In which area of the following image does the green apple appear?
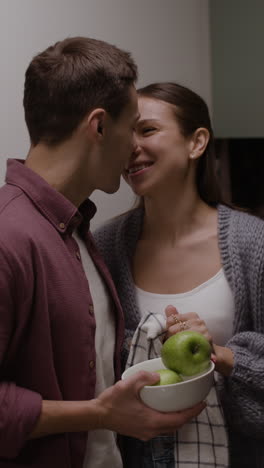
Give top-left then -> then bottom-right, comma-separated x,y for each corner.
151,368 -> 183,386
161,330 -> 211,376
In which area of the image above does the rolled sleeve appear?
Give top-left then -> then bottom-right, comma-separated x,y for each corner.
0,246 -> 42,457
0,382 -> 42,458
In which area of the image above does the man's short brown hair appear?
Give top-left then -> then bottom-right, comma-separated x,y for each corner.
23,36 -> 138,146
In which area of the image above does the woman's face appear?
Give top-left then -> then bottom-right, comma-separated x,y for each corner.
123,96 -> 194,197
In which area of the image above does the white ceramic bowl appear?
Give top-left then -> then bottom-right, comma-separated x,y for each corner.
122,357 -> 214,413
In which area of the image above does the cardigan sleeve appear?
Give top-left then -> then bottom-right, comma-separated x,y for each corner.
219,331 -> 264,439
217,206 -> 264,439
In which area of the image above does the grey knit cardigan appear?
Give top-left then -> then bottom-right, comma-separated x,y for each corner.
93,204 -> 264,468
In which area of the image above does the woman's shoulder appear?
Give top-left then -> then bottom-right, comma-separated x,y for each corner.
219,203 -> 264,230
218,203 -> 264,252
92,206 -> 143,270
93,206 -> 143,247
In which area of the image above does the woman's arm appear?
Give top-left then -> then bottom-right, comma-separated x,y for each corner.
212,344 -> 234,376
218,331 -> 264,439
165,307 -> 264,439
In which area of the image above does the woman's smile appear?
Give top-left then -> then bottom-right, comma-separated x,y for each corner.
126,161 -> 154,177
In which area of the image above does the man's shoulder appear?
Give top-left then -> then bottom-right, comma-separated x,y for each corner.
0,185 -> 25,236
0,183 -> 23,212
0,184 -> 42,249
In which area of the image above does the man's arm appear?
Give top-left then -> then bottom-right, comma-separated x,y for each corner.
0,247 -> 43,459
0,252 -> 204,456
30,371 -> 205,441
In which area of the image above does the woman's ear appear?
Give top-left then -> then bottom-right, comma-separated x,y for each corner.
189,128 -> 210,160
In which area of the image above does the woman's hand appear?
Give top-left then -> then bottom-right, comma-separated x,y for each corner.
165,305 -> 213,345
164,305 -> 234,377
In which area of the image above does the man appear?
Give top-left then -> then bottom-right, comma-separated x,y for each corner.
0,36 -> 205,467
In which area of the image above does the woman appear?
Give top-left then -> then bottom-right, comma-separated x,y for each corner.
94,82 -> 264,467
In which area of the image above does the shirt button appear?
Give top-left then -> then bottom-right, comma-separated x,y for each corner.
89,304 -> 94,315
89,360 -> 95,369
76,251 -> 81,260
59,222 -> 66,229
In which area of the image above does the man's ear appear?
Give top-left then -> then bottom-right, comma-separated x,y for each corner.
189,128 -> 210,160
85,108 -> 106,139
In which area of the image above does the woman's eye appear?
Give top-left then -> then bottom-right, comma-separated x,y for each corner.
142,127 -> 155,134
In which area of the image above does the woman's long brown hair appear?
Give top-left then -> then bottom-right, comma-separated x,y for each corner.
137,82 -> 222,206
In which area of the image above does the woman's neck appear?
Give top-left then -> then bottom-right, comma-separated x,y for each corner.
141,192 -> 216,245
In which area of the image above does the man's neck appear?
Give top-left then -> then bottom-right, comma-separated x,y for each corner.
25,141 -> 94,207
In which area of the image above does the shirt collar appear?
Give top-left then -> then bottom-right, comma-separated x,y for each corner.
5,159 -> 97,233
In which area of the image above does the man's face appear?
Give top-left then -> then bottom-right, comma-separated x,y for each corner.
99,86 -> 139,194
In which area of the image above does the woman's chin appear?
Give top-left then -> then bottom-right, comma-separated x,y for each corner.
123,176 -> 152,198
130,185 -> 147,197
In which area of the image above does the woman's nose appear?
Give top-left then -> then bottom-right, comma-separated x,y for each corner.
131,134 -> 141,156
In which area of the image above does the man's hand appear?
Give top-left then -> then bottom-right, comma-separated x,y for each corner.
95,370 -> 206,441
30,369 -> 205,441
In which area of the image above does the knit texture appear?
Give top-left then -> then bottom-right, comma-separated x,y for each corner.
94,204 -> 264,467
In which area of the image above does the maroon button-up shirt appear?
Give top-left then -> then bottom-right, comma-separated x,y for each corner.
0,159 -> 125,467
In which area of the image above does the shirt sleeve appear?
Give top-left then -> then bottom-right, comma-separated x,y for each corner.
219,331 -> 264,439
0,246 -> 42,458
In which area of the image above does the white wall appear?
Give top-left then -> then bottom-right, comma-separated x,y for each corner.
0,0 -> 211,228
210,0 -> 264,138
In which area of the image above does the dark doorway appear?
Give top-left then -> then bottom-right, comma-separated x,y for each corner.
216,138 -> 264,218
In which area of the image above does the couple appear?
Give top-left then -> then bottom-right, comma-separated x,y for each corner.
0,36 -> 263,468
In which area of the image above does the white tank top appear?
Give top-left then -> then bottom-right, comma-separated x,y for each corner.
135,269 -> 235,346
72,232 -> 122,468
